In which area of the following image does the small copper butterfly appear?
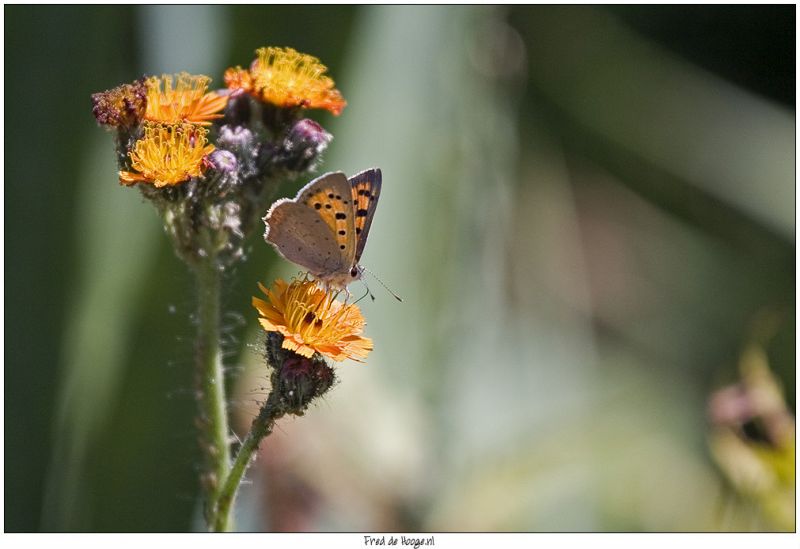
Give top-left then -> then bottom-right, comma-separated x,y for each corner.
264,168 -> 382,290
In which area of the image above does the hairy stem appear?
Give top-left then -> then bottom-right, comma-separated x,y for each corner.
213,391 -> 284,532
194,256 -> 232,531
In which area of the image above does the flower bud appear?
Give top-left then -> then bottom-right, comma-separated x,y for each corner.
269,119 -> 333,174
288,119 -> 333,152
222,89 -> 252,126
208,149 -> 238,175
278,353 -> 335,412
265,332 -> 336,415
217,125 -> 256,151
216,125 -> 259,180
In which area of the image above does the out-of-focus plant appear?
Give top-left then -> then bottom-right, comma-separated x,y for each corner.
707,316 -> 795,531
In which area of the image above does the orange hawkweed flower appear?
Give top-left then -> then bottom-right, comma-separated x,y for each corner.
223,67 -> 254,94
119,123 -> 215,188
227,47 -> 346,115
144,73 -> 228,125
253,278 -> 372,362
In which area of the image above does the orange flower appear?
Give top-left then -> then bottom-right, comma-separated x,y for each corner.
253,278 -> 372,362
223,67 -> 253,94
144,73 -> 228,125
227,47 -> 346,115
119,123 -> 215,187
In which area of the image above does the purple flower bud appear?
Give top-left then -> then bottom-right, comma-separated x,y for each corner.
217,125 -> 255,151
222,89 -> 252,126
287,119 -> 333,152
208,149 -> 238,174
264,333 -> 336,413
278,353 -> 335,410
270,119 -> 333,174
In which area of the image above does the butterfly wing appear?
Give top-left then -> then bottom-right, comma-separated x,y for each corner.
264,200 -> 347,276
264,172 -> 356,277
348,168 -> 382,263
296,172 -> 357,269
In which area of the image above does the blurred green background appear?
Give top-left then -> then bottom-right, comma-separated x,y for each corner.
5,5 -> 795,532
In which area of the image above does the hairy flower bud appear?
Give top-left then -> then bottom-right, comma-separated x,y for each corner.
278,353 -> 335,412
217,125 -> 256,150
216,125 -> 259,180
264,332 -> 336,415
288,119 -> 333,153
268,118 -> 333,174
222,89 -> 253,126
208,149 -> 238,175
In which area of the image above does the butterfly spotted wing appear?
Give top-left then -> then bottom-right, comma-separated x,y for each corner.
264,172 -> 356,278
347,168 -> 382,264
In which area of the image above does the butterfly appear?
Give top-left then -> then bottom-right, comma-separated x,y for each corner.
263,168 -> 382,290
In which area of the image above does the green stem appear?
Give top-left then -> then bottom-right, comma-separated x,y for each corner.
194,256 -> 232,531
213,392 -> 284,532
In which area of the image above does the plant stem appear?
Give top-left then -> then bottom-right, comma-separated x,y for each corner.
213,391 -> 284,532
194,255 -> 232,531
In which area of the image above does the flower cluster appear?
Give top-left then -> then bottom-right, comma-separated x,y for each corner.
93,46 -> 371,532
93,45 -> 371,376
91,47 -> 343,267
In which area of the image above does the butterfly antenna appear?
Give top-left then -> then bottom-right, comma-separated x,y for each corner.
364,267 -> 403,302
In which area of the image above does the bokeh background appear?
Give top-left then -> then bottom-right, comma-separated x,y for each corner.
5,5 -> 795,532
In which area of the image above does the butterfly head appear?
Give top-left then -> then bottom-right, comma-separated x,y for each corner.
350,264 -> 365,280
319,264 -> 364,291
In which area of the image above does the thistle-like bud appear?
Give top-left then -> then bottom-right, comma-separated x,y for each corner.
222,89 -> 253,127
288,118 -> 333,156
217,125 -> 256,150
264,332 -> 336,415
276,353 -> 335,413
268,118 -> 333,174
208,149 -> 238,175
216,125 -> 259,180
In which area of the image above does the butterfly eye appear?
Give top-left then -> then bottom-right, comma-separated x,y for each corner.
350,267 -> 359,278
